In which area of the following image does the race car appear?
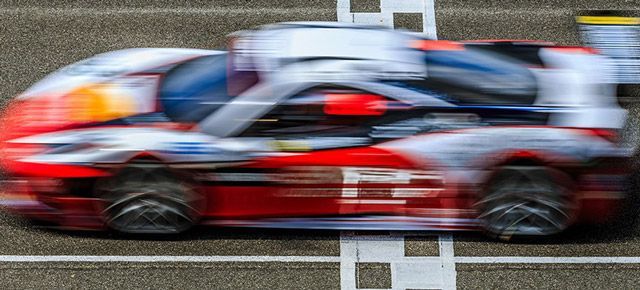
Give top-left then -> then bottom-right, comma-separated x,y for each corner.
0,22 -> 634,239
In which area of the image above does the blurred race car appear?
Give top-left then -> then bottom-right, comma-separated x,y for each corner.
0,22 -> 634,239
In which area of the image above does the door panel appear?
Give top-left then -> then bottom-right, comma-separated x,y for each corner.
204,146 -> 447,218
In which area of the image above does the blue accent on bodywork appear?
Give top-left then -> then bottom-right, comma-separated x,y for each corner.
424,52 -> 508,74
160,141 -> 222,155
159,54 -> 233,122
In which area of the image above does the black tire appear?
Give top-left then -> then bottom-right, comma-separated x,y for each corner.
97,164 -> 203,234
476,166 -> 576,241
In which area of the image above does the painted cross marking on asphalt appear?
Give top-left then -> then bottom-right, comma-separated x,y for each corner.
337,0 -> 438,39
339,232 -> 456,290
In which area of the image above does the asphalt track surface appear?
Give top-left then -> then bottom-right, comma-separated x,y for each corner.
2,1 -> 640,289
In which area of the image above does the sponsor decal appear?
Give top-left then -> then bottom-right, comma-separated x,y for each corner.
201,166 -> 444,199
269,140 -> 312,152
341,167 -> 444,198
270,138 -> 371,152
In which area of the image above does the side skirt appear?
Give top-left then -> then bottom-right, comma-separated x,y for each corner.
203,215 -> 480,231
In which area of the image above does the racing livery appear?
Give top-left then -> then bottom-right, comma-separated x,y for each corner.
0,22 -> 634,239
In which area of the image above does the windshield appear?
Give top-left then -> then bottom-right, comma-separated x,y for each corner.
160,53 -> 247,123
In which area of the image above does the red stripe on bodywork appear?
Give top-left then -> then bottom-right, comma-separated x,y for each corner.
249,147 -> 417,168
5,160 -> 109,178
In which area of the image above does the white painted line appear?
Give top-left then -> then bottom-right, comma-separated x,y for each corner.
2,255 -> 640,264
422,0 -> 438,39
455,256 -> 640,264
438,234 -> 457,290
339,231 -> 358,290
0,255 -> 341,263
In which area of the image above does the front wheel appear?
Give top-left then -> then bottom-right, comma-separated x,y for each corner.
476,166 -> 576,240
97,165 -> 203,234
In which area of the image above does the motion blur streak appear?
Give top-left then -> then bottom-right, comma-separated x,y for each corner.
0,21 -> 636,241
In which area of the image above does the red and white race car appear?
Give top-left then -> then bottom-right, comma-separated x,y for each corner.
0,22 -> 635,240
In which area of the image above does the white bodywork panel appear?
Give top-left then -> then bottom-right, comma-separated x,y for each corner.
534,48 -> 627,129
232,23 -> 427,82
19,48 -> 222,100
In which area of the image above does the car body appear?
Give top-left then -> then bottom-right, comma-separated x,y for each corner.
0,22 -> 634,239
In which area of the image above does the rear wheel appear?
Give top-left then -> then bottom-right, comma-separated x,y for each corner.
476,166 -> 576,240
97,164 -> 203,234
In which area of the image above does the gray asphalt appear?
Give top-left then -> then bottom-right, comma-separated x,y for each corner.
0,262 -> 341,289
2,0 -> 640,289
